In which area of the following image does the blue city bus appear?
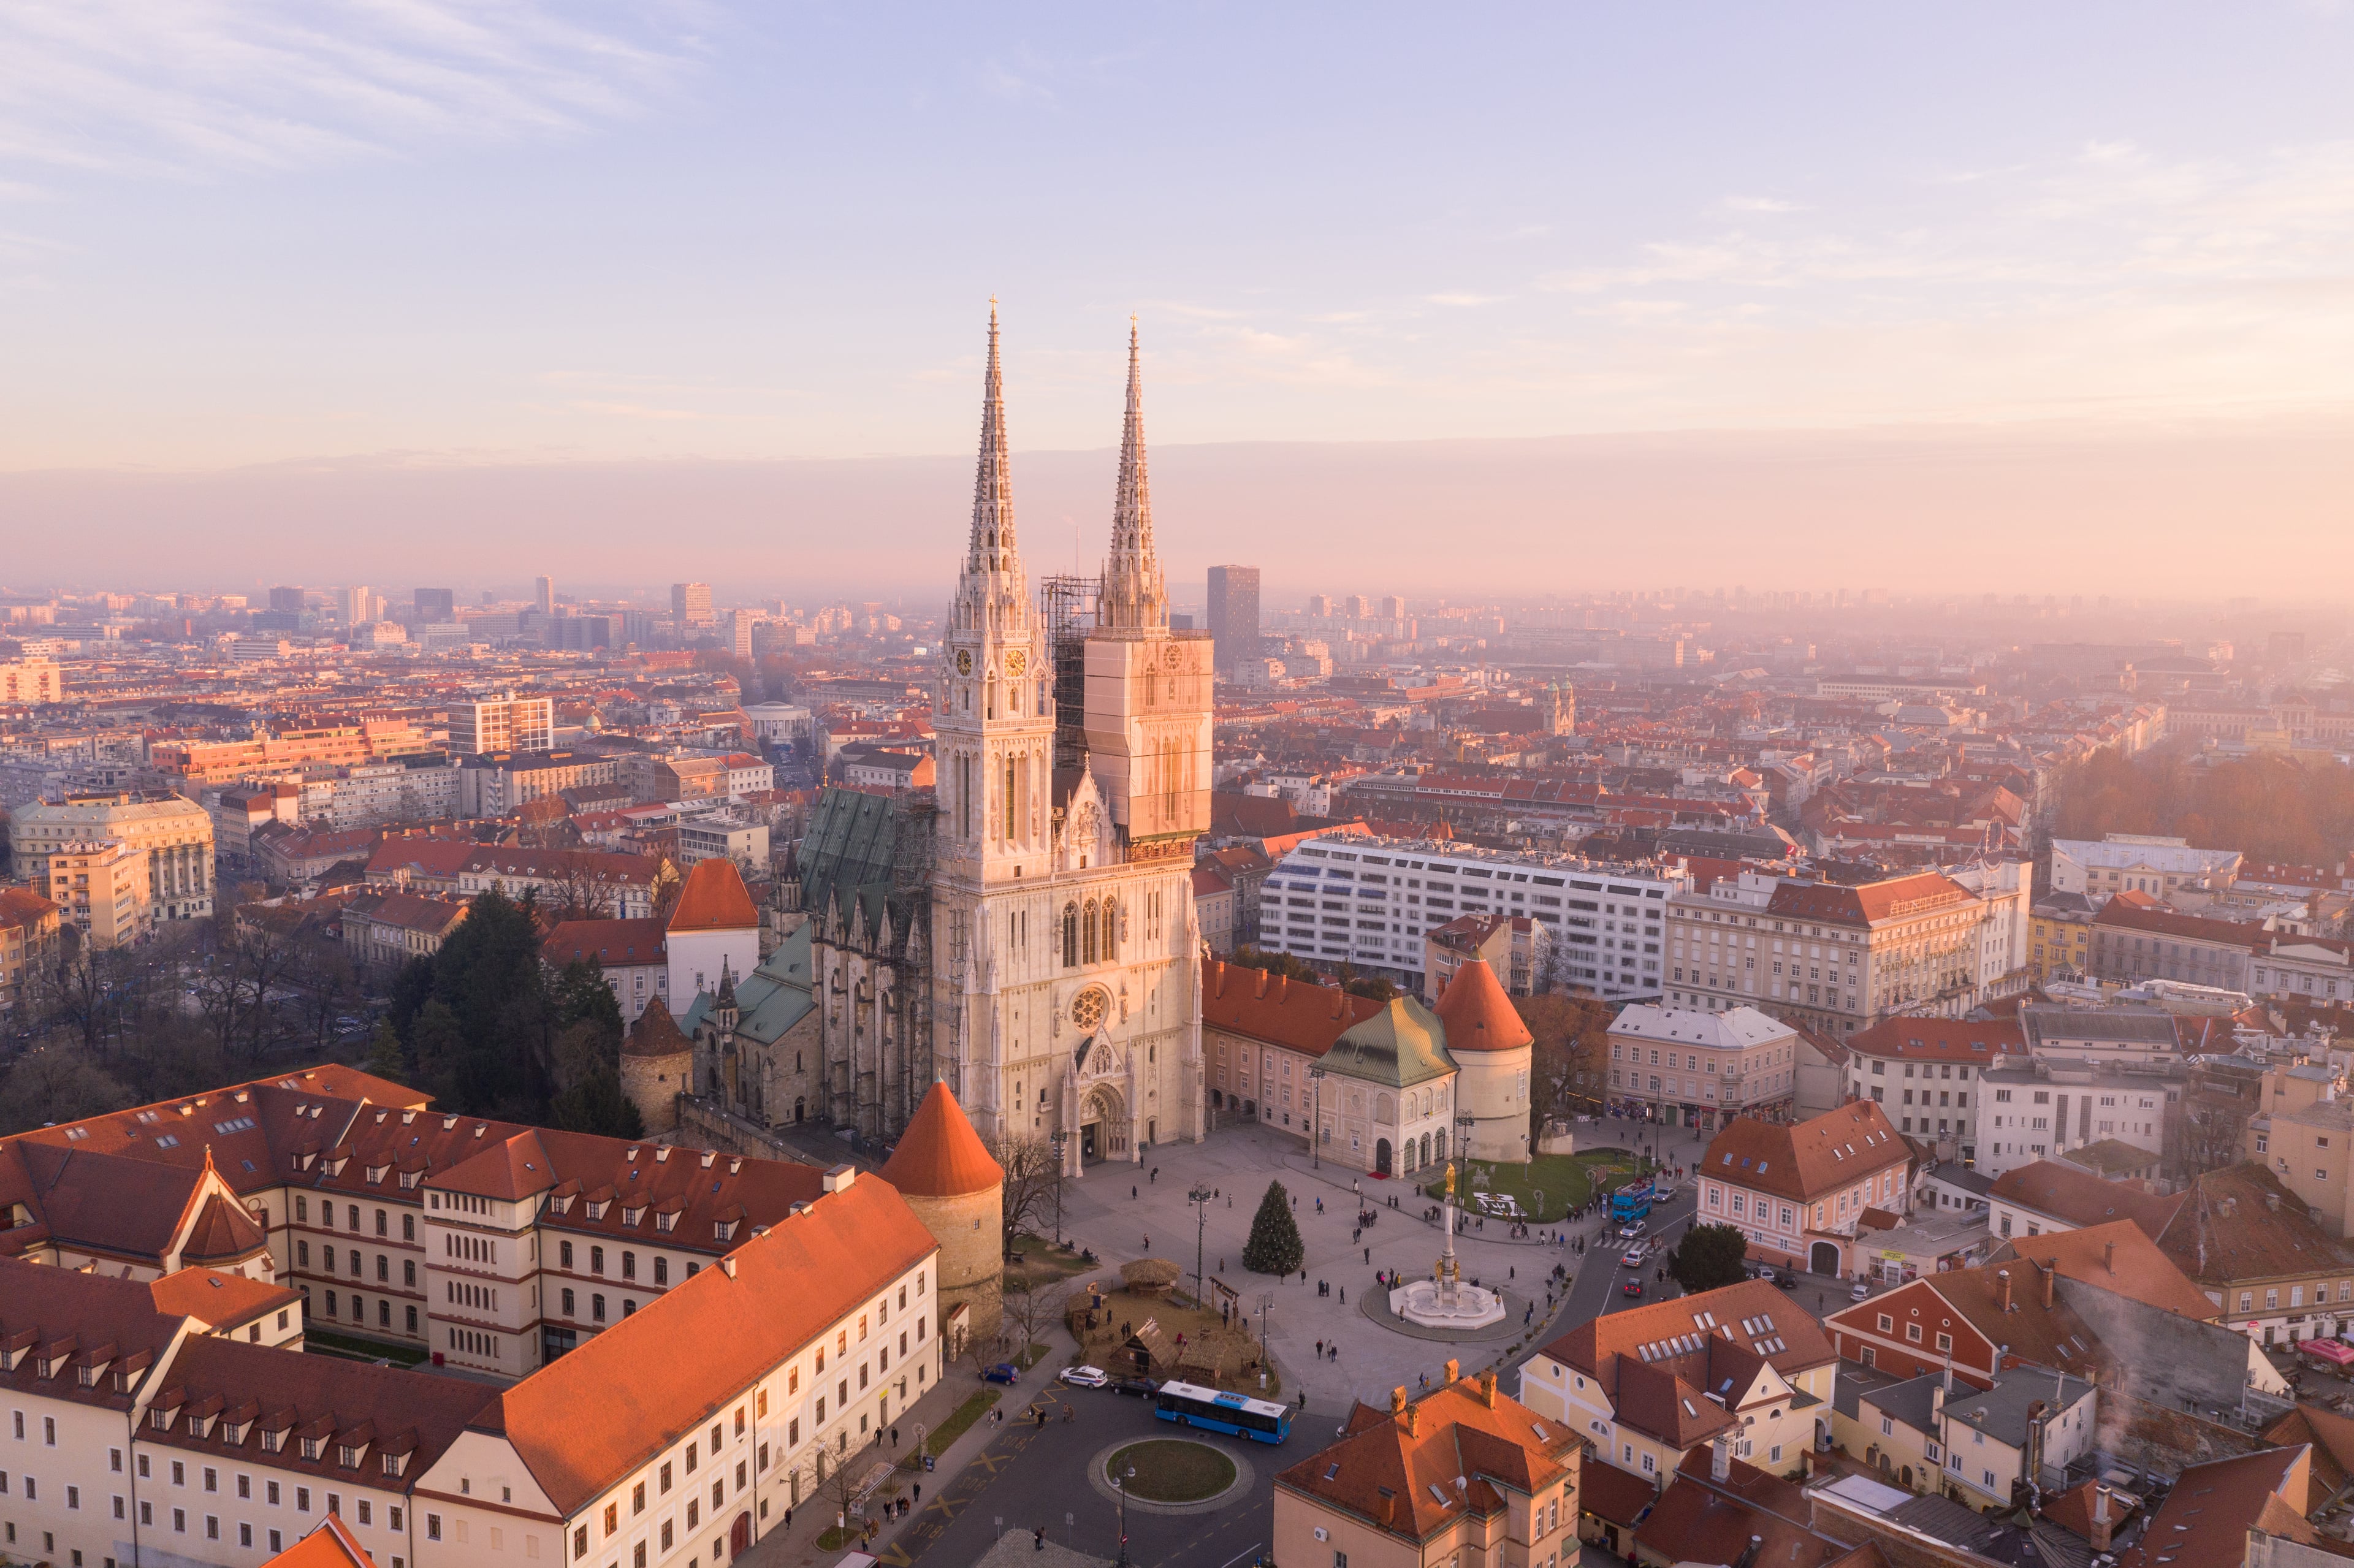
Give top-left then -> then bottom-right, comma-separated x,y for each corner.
1154,1380 -> 1293,1444
1609,1180 -> 1655,1227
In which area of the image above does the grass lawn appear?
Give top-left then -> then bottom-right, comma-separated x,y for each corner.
1415,1150 -> 1658,1222
1107,1440 -> 1236,1503
1004,1233 -> 1096,1292
305,1330 -> 429,1367
920,1389 -> 1000,1457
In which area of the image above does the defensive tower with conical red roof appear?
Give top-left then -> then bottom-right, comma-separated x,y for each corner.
1434,959 -> 1537,1162
879,1080 -> 1005,1343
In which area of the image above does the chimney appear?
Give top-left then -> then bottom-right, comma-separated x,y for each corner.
1254,969 -> 1270,999
2089,1486 -> 2115,1553
1942,1351 -> 1954,1393
1932,1382 -> 1946,1420
1711,1436 -> 1732,1483
1997,1269 -> 2013,1312
1479,1368 -> 1498,1407
2266,1191 -> 2282,1212
1444,1358 -> 1461,1385
1390,1386 -> 1409,1417
2103,1239 -> 2116,1276
2041,1260 -> 2055,1309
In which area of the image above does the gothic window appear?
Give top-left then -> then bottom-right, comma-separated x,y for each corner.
986,674 -> 996,720
1083,900 -> 1100,965
1003,756 -> 1015,842
1103,899 -> 1119,962
1062,904 -> 1079,968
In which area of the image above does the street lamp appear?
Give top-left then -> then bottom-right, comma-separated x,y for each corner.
1190,1185 -> 1214,1305
1257,1291 -> 1275,1385
1112,1463 -> 1137,1568
1050,1130 -> 1068,1245
1308,1066 -> 1327,1168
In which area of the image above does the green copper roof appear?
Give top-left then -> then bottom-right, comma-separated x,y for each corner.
1323,994 -> 1455,1088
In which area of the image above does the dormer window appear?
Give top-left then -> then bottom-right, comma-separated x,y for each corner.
338,1445 -> 360,1468
301,1437 -> 322,1461
151,1409 -> 175,1431
382,1454 -> 406,1478
367,1165 -> 389,1184
714,1220 -> 738,1243
655,1212 -> 677,1234
622,1206 -> 646,1228
262,1429 -> 285,1453
77,1364 -> 95,1387
400,1170 -> 422,1190
586,1200 -> 609,1222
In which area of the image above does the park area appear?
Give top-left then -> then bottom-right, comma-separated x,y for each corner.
1064,1269 -> 1282,1398
1416,1149 -> 1657,1223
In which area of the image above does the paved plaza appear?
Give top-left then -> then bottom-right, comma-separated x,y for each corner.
1046,1113 -> 1723,1416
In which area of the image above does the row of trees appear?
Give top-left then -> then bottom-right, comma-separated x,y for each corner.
2054,748 -> 2354,873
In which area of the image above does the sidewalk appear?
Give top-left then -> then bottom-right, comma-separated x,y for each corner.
736,1336 -> 1066,1568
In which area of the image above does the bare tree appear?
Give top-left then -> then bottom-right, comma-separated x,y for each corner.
986,1132 -> 1059,1259
1000,1280 -> 1070,1363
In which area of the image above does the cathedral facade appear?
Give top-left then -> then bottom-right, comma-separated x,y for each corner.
791,311 -> 1211,1175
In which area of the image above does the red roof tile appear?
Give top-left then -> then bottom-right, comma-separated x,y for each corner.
878,1081 -> 1002,1198
666,858 -> 758,932
1432,959 -> 1533,1054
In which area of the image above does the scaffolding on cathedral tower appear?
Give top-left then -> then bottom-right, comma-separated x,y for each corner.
1040,573 -> 1099,772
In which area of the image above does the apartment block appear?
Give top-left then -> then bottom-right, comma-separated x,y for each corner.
43,838 -> 154,949
10,792 -> 215,921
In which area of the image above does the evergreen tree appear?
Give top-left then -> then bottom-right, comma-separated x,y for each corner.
1242,1179 -> 1305,1276
1666,1222 -> 1753,1295
362,1020 -> 409,1086
423,889 -> 552,1118
552,1063 -> 645,1140
409,999 -> 466,1107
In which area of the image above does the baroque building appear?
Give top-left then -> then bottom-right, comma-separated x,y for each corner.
785,311 -> 1213,1173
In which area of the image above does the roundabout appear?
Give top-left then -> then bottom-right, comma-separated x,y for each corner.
1084,1436 -> 1256,1516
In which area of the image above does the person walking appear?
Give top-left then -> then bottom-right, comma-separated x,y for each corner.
1035,1526 -> 1046,1551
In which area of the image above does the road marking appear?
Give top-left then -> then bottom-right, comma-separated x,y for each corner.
1216,1545 -> 1265,1568
876,1544 -> 913,1567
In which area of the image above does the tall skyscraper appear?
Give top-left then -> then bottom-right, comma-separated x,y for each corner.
534,576 -> 554,617
1205,565 -> 1260,674
672,582 -> 714,625
267,585 -> 304,614
414,588 -> 456,623
341,585 -> 370,625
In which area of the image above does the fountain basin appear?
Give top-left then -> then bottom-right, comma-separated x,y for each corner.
1388,1278 -> 1507,1330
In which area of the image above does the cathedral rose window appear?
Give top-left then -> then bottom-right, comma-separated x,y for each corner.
1070,988 -> 1109,1032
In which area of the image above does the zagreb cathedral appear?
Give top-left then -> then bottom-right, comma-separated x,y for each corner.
791,309 -> 1213,1173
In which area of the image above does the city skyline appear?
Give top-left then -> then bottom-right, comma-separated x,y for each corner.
4,5 -> 2352,594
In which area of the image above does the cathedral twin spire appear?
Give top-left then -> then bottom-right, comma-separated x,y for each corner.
958,305 -> 1165,628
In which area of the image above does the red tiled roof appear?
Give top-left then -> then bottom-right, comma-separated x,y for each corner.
1986,1160 -> 2187,1239
1701,1102 -> 1911,1204
666,858 -> 758,932
1433,959 -> 1533,1054
543,917 -> 668,969
148,1266 -> 303,1333
1766,872 -> 1975,927
1201,957 -> 1382,1059
878,1081 -> 1002,1198
621,995 -> 692,1059
1846,1014 -> 2024,1062
2093,896 -> 2261,949
265,1516 -> 378,1568
489,1173 -> 935,1514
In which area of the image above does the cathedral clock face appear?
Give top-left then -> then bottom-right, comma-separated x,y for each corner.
955,649 -> 973,675
1161,642 -> 1184,669
1005,649 -> 1026,678
1070,987 -> 1108,1032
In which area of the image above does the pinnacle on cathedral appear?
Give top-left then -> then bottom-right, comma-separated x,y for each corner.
962,302 -> 1024,599
1097,318 -> 1168,633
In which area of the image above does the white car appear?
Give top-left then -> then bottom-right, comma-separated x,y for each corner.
1060,1365 -> 1108,1389
1617,1219 -> 1649,1240
1850,1281 -> 1872,1301
1621,1243 -> 1648,1269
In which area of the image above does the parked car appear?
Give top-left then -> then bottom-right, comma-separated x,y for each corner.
1621,1243 -> 1648,1268
1621,1279 -> 1645,1297
1773,1271 -> 1797,1289
1060,1365 -> 1108,1389
980,1362 -> 1020,1384
1111,1377 -> 1160,1398
1850,1281 -> 1872,1301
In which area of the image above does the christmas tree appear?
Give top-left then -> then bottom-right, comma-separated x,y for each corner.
1242,1179 -> 1305,1276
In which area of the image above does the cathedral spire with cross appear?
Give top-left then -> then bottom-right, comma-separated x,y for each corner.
1097,316 -> 1167,633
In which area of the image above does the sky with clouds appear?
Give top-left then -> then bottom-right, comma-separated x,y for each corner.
2,3 -> 2350,595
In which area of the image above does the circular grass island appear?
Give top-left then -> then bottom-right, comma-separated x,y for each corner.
1105,1440 -> 1238,1504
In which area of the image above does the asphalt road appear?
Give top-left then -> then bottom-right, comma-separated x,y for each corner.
896,1379 -> 1276,1568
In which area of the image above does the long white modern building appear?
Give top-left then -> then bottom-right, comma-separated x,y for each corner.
1254,834 -> 1683,999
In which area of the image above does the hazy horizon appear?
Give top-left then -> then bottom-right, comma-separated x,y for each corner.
5,4 -> 2353,599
